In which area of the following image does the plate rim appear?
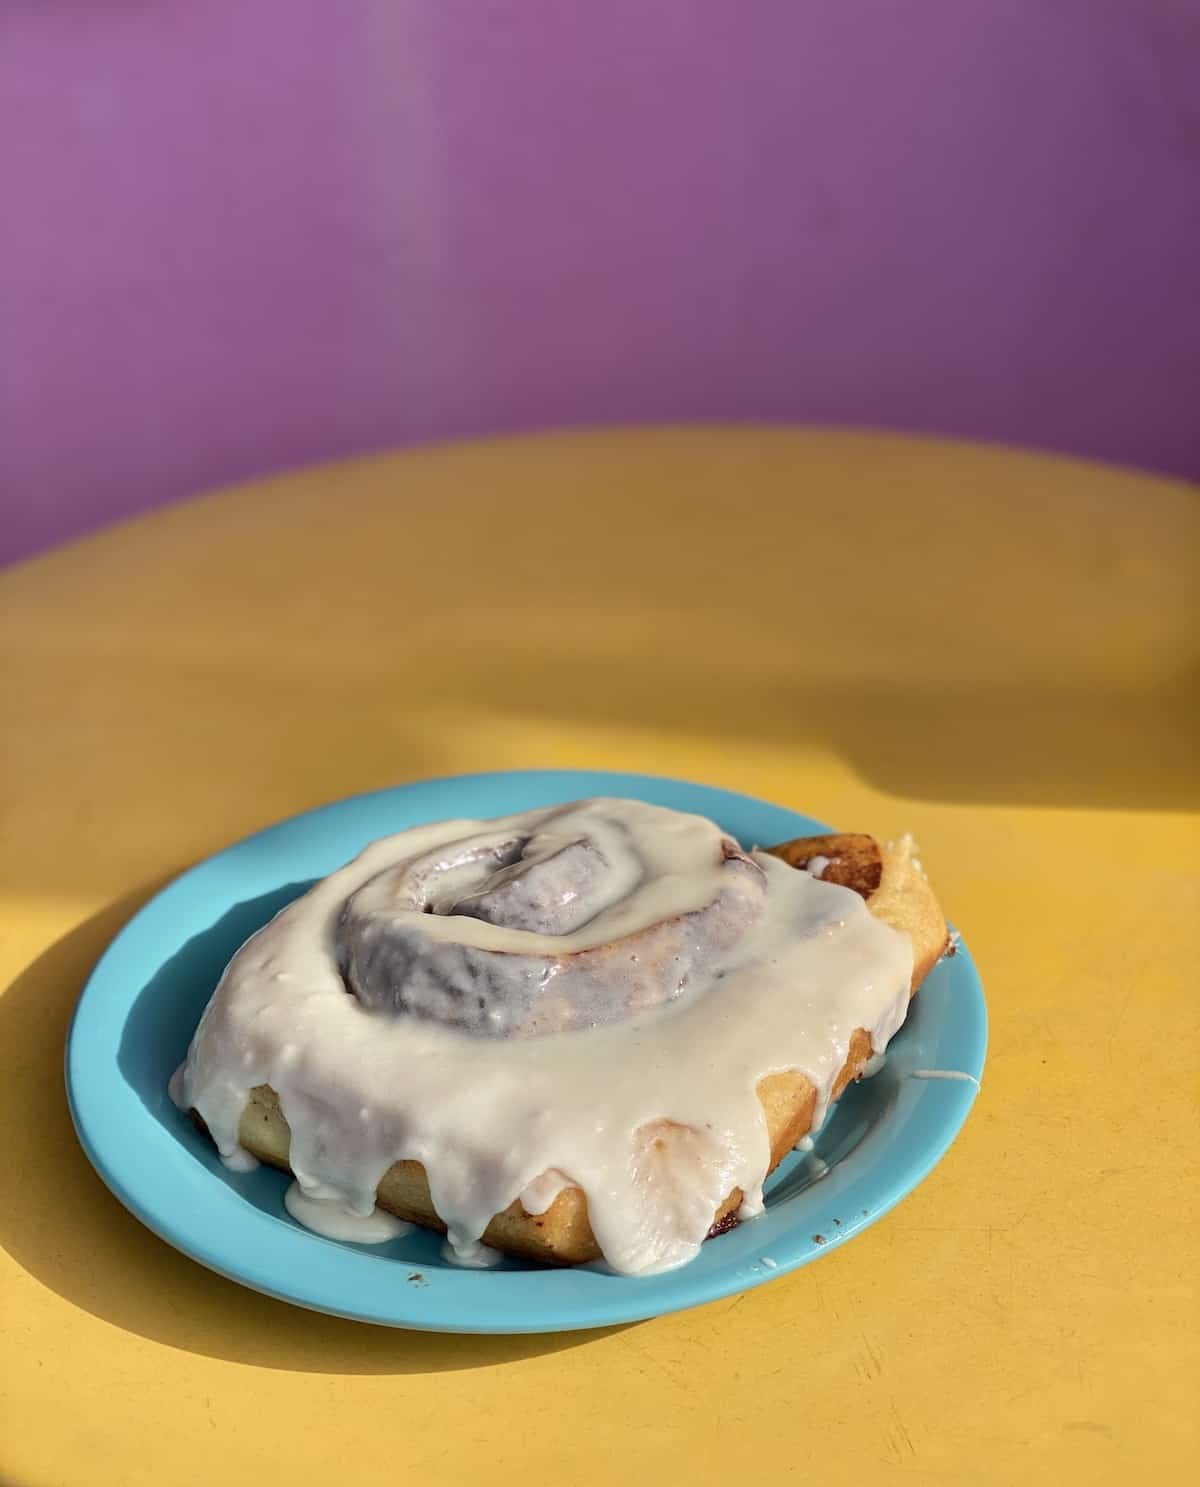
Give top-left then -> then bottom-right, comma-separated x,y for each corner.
66,769 -> 987,1333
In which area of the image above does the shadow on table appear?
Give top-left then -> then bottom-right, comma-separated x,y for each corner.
438,660 -> 1200,814
0,890 -> 628,1375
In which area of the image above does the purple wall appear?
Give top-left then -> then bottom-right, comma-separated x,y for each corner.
3,1 -> 1198,565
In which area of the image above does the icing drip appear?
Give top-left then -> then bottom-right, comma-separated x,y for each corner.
440,1239 -> 503,1269
284,1181 -> 413,1243
910,1069 -> 980,1088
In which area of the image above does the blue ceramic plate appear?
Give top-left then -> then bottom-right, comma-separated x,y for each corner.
67,771 -> 986,1333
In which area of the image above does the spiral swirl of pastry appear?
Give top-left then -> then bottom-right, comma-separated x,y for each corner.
336,799 -> 767,1038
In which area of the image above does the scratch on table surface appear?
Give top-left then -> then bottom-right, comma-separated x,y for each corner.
628,1338 -> 701,1403
859,1331 -> 883,1379
1106,986 -> 1134,1043
886,1400 -> 917,1461
1064,1420 -> 1114,1439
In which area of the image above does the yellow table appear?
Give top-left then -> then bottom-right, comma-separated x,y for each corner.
1,429 -> 1196,1485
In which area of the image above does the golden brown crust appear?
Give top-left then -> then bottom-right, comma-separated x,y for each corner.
868,835 -> 949,989
766,832 -> 883,897
214,831 -> 948,1265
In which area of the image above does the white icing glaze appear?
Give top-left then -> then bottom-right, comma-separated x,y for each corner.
910,1069 -> 980,1088
171,798 -> 914,1276
220,1147 -> 260,1174
805,855 -> 831,879
518,1167 -> 573,1216
440,1238 -> 503,1269
284,1181 -> 414,1242
737,1189 -> 766,1221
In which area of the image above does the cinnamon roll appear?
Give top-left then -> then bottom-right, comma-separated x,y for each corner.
171,798 -> 947,1275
